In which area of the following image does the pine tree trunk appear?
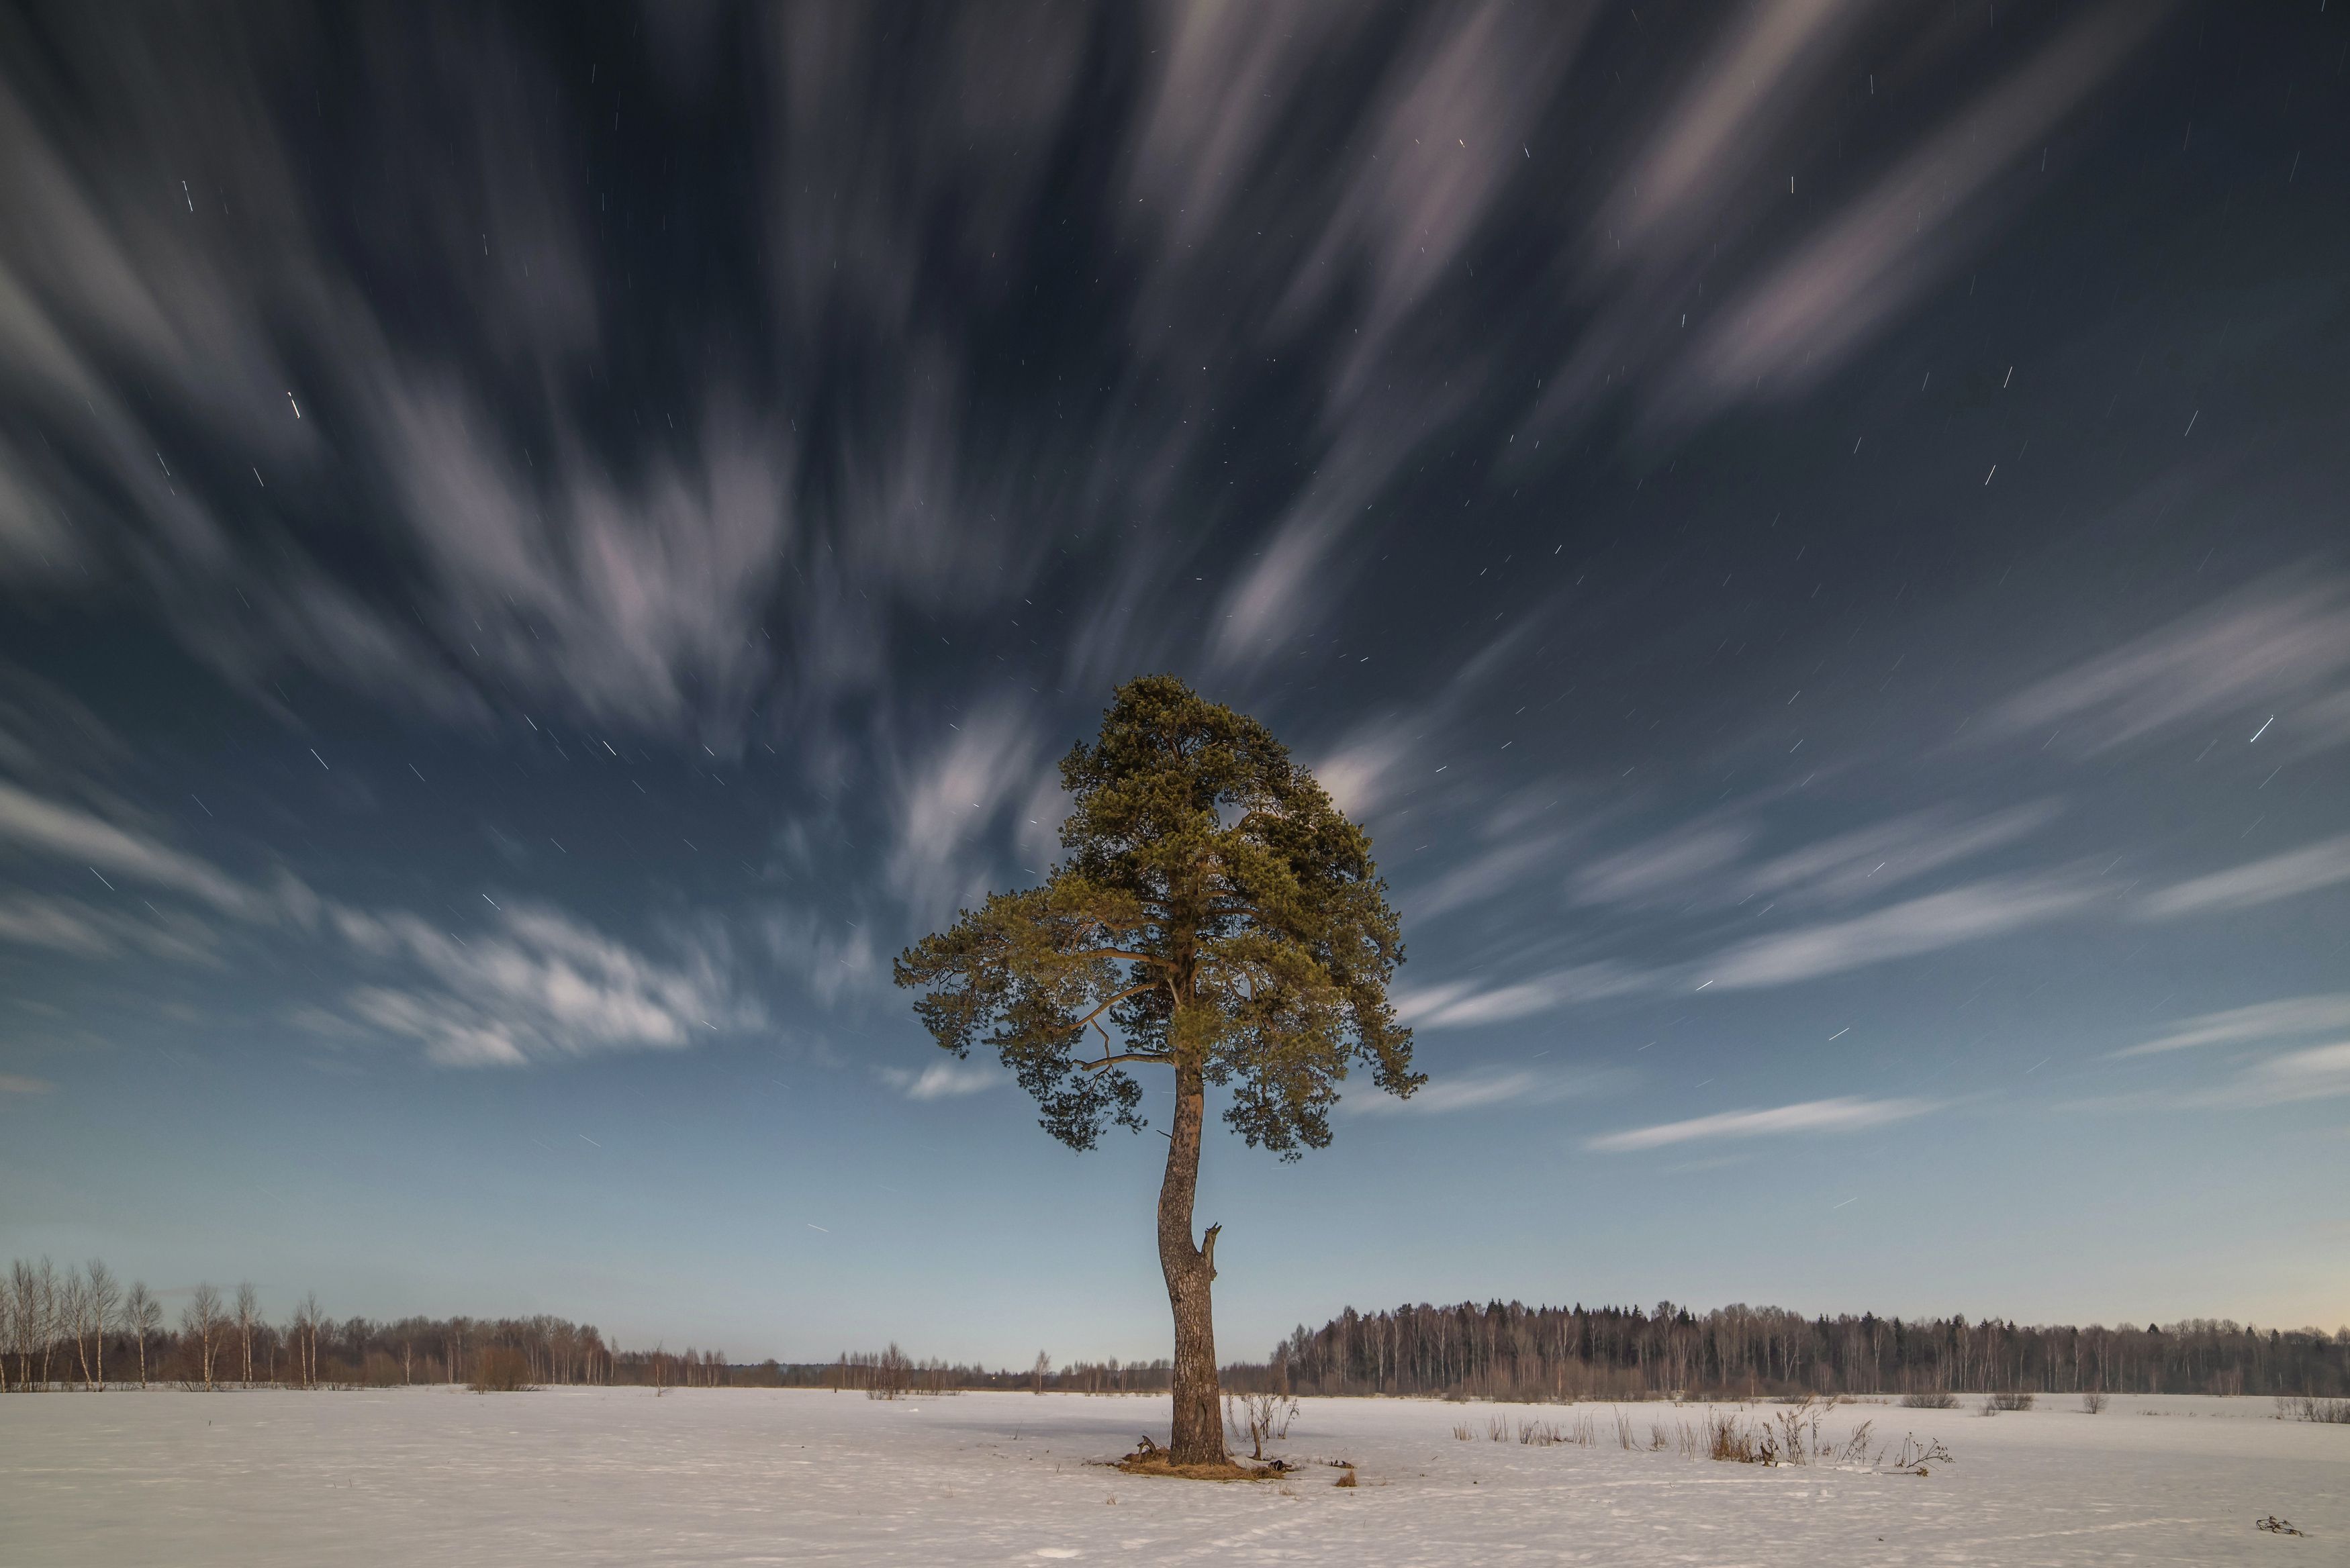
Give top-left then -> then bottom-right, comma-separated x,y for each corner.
1158,1059 -> 1227,1465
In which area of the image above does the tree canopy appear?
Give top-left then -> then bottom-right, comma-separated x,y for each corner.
895,674 -> 1422,1150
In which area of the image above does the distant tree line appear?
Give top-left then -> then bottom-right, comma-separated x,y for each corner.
17,1257 -> 2341,1401
3,1257 -> 628,1391
1,1255 -> 1195,1395
1268,1301 -> 2350,1400
802,1346 -> 1182,1396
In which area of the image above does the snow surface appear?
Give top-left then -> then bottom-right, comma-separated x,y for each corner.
3,1387 -> 2341,1565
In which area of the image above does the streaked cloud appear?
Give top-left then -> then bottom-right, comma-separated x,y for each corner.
2138,834 -> 2350,919
1311,721 -> 1419,820
2115,995 -> 2350,1059
2222,1041 -> 2350,1106
1572,822 -> 1754,906
1600,0 -> 1867,261
1408,833 -> 1571,919
328,901 -> 761,1069
378,385 -> 796,736
0,781 -> 254,916
1985,577 -> 2350,757
761,906 -> 884,1010
1350,1063 -> 1624,1117
1587,1095 -> 1935,1152
1699,874 -> 2096,989
886,705 -> 1051,923
1666,1 -> 2170,415
1209,3 -> 1587,665
0,892 -> 220,964
0,1073 -> 55,1095
1394,963 -> 1652,1029
1570,801 -> 2059,914
1738,802 -> 2062,910
882,1061 -> 1000,1101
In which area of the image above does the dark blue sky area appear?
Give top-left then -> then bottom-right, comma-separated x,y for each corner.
2,2 -> 2345,1359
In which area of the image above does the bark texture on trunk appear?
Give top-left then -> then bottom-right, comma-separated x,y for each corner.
1158,1059 -> 1227,1464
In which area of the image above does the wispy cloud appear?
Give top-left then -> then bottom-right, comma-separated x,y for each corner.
1984,577 -> 2350,757
886,705 -> 1051,924
1408,833 -> 1571,919
1699,874 -> 2096,989
1350,1063 -> 1624,1117
0,773 -> 761,1069
378,385 -> 795,737
882,1061 -> 999,1101
2137,834 -> 2350,919
1599,0 -> 1867,262
0,1073 -> 55,1095
1208,5 -> 1585,665
1666,1 -> 2170,416
1587,1096 -> 1934,1152
1311,721 -> 1419,820
1738,802 -> 2063,910
1569,801 -> 2060,914
1394,963 -> 1651,1029
1572,822 -> 1752,906
2220,1041 -> 2350,1107
2115,995 -> 2350,1059
0,892 -> 220,963
761,906 -> 883,1010
0,781 -> 255,916
328,901 -> 761,1068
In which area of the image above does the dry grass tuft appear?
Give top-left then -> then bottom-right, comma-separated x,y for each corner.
1114,1436 -> 1286,1482
2278,1395 -> 2350,1424
1708,1411 -> 1763,1463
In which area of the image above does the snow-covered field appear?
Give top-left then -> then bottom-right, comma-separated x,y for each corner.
3,1386 -> 2340,1565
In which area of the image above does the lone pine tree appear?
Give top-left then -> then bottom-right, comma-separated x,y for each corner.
896,675 -> 1420,1465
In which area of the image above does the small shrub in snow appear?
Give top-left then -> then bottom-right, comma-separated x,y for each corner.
2080,1389 -> 2107,1414
1900,1389 -> 1957,1409
2277,1395 -> 2350,1424
1223,1393 -> 1297,1460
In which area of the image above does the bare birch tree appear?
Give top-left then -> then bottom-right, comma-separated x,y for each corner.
32,1257 -> 58,1389
0,1269 -> 15,1393
125,1283 -> 160,1388
234,1283 -> 258,1386
61,1271 -> 92,1390
85,1261 -> 120,1389
183,1283 -> 225,1390
295,1291 -> 323,1387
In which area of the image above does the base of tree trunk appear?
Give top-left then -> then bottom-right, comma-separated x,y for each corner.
1115,1436 -> 1290,1482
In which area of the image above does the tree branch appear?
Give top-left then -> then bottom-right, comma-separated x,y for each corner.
1070,981 -> 1158,1035
1078,1052 -> 1172,1072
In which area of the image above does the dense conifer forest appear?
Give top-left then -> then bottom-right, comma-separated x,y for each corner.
1268,1301 -> 2350,1400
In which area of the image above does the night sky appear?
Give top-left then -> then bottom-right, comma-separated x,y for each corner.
3,2 -> 2347,1361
